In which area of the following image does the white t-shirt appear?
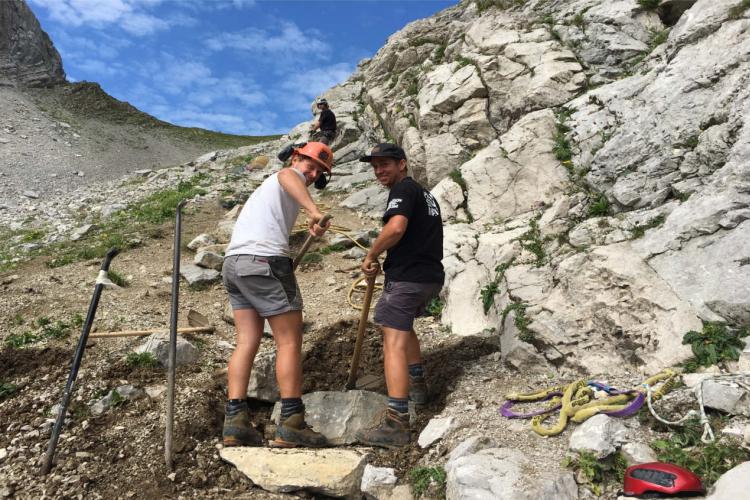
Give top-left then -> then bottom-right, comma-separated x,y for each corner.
225,169 -> 305,257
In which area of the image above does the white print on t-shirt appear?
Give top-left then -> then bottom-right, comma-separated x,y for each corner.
423,191 -> 439,217
387,198 -> 402,212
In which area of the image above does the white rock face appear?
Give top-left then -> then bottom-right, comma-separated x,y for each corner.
220,447 -> 370,497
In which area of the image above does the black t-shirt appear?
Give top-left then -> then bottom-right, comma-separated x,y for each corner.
319,108 -> 336,131
382,177 -> 444,284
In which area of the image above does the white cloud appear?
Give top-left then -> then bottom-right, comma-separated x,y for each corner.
277,62 -> 355,112
29,0 -> 193,36
205,21 -> 330,60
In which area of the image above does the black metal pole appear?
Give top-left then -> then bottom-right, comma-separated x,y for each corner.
165,200 -> 186,471
41,247 -> 119,475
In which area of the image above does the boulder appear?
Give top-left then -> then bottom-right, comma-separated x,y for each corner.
705,461 -> 750,500
135,333 -> 200,368
180,262 -> 221,288
361,465 -> 397,500
194,250 -> 223,271
620,442 -> 658,466
220,447 -> 370,498
271,390 -> 388,445
247,351 -> 279,403
90,385 -> 146,416
187,233 -> 217,251
569,414 -> 628,459
418,416 -> 456,448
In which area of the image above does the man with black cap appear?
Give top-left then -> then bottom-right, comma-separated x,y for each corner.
310,98 -> 336,145
355,143 -> 444,448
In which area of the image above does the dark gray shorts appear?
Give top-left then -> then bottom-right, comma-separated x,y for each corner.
374,280 -> 442,332
222,254 -> 302,316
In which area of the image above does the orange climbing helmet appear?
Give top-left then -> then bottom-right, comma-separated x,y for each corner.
293,141 -> 333,173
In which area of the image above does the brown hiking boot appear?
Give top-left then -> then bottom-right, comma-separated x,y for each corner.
409,374 -> 429,407
355,408 -> 410,448
223,410 -> 264,447
272,412 -> 328,448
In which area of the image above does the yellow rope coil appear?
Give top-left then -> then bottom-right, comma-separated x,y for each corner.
518,369 -> 680,437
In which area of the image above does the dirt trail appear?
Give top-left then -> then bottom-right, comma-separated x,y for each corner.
0,193 -> 501,498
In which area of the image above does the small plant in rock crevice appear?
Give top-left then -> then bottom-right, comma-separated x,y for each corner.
682,322 -> 749,368
629,214 -> 666,238
480,259 -> 515,314
587,193 -> 610,217
562,451 -> 628,497
408,466 -> 447,498
425,297 -> 445,318
107,269 -> 129,287
501,300 -> 534,342
517,216 -> 546,267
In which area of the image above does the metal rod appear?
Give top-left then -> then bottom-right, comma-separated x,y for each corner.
41,247 -> 119,475
165,200 -> 186,471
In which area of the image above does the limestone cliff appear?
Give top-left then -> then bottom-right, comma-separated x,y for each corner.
302,0 -> 750,375
0,0 -> 65,87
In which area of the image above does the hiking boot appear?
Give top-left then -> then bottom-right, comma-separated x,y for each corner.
409,374 -> 429,407
223,410 -> 264,447
355,408 -> 410,448
272,412 -> 328,448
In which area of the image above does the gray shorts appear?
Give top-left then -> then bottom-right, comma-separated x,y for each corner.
374,280 -> 442,332
222,254 -> 303,316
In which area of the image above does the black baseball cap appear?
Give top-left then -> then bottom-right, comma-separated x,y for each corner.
359,143 -> 407,162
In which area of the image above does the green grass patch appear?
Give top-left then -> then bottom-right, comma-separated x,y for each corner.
572,12 -> 585,28
123,174 -> 207,224
630,214 -> 666,238
107,269 -> 129,287
682,322 -> 749,368
406,78 -> 419,96
320,244 -> 347,255
5,331 -> 39,348
11,314 -> 25,326
455,56 -> 477,69
409,466 -> 447,498
637,0 -> 660,10
125,352 -> 157,368
301,252 -> 323,264
649,28 -> 670,49
434,44 -> 447,63
0,381 -> 18,400
474,0 -> 527,13
21,228 -> 46,243
651,420 -> 750,486
729,0 -> 750,18
449,169 -> 467,192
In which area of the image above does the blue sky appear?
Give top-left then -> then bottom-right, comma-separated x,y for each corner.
28,0 -> 455,136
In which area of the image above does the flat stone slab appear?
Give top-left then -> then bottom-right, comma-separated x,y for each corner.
220,447 -> 370,497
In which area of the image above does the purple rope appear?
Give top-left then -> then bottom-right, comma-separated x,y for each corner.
601,391 -> 645,418
500,392 -> 563,419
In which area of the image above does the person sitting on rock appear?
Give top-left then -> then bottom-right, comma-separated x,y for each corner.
221,142 -> 333,448
309,98 -> 336,145
355,143 -> 444,448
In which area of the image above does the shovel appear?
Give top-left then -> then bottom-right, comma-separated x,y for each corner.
293,213 -> 332,270
345,273 -> 377,390
89,309 -> 213,339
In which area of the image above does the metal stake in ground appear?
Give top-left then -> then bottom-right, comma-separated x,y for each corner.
40,247 -> 120,475
165,199 -> 186,471
346,273 -> 377,390
293,213 -> 332,270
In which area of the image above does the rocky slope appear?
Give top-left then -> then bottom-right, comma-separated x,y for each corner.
306,0 -> 750,377
1,0 -> 750,499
